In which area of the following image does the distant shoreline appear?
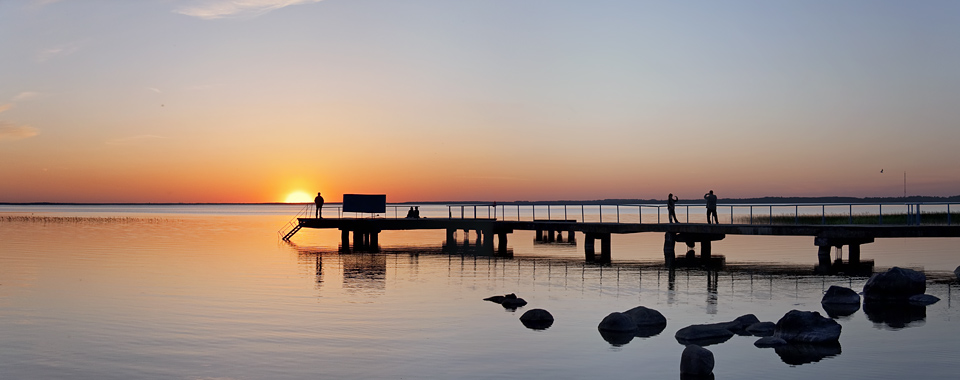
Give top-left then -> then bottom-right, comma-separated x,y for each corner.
2,195 -> 959,206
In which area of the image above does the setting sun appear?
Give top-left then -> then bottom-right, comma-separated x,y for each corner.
284,191 -> 313,203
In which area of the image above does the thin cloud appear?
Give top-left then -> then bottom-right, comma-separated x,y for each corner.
146,87 -> 162,93
13,92 -> 41,101
175,0 -> 323,20
106,134 -> 169,145
0,104 -> 11,113
0,122 -> 39,141
37,42 -> 83,62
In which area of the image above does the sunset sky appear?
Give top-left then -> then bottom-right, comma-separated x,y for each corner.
2,0 -> 959,203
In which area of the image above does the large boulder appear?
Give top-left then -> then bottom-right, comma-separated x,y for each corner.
773,310 -> 841,343
622,305 -> 667,327
821,285 -> 861,305
675,323 -> 735,346
519,309 -> 554,330
598,312 -> 637,333
722,314 -> 761,335
745,322 -> 776,337
598,312 -> 638,346
680,345 -> 714,377
622,305 -> 668,337
862,267 -> 926,301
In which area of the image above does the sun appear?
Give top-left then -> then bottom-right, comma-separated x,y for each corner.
284,191 -> 313,203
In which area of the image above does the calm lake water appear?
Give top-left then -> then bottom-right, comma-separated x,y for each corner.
1,204 -> 958,379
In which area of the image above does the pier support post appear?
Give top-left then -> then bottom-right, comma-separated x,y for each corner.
849,244 -> 861,264
353,230 -> 363,249
663,233 -> 676,265
817,245 -> 832,268
341,229 -> 350,249
584,233 -> 596,261
535,228 -> 543,242
370,231 -> 379,248
497,232 -> 508,254
446,229 -> 455,244
547,229 -> 556,242
701,240 -> 712,260
599,233 -> 611,263
567,230 -> 575,243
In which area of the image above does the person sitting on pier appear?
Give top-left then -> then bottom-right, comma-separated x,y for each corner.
668,193 -> 680,223
704,190 -> 718,224
413,206 -> 421,218
405,207 -> 416,218
314,192 -> 324,219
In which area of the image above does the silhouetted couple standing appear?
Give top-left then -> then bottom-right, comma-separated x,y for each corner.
704,190 -> 718,224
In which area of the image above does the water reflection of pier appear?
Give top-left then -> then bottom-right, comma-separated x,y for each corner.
291,242 -> 955,321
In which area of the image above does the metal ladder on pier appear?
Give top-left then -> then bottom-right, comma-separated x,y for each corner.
278,204 -> 312,241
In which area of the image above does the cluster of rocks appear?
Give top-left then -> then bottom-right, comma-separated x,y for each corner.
483,293 -> 528,309
597,306 -> 668,345
484,266 -> 949,375
484,293 -> 554,330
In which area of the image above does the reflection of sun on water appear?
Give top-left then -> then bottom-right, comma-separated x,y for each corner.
284,191 -> 313,203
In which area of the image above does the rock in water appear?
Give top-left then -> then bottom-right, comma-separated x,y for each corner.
501,297 -> 527,309
519,309 -> 554,330
598,312 -> 637,333
680,345 -> 715,376
622,305 -> 667,327
908,294 -> 940,306
863,267 -> 926,301
675,324 -> 735,346
954,265 -> 960,281
773,310 -> 841,343
745,322 -> 776,337
821,285 -> 861,305
754,336 -> 787,348
483,295 -> 506,304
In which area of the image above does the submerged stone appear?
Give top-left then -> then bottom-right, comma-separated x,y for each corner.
773,310 -> 841,343
680,345 -> 715,376
863,267 -> 926,301
908,294 -> 940,306
821,285 -> 861,305
519,308 -> 554,330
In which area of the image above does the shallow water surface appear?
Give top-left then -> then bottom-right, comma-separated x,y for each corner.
1,205 -> 958,379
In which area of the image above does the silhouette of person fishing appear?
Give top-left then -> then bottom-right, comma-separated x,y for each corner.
314,192 -> 324,218
704,190 -> 718,224
667,193 -> 680,223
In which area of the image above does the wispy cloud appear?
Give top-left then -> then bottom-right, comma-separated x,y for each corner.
146,87 -> 162,93
0,122 -> 39,141
175,0 -> 323,20
106,134 -> 169,145
13,92 -> 41,101
37,42 -> 83,62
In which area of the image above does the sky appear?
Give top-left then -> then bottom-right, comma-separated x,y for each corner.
2,0 -> 959,203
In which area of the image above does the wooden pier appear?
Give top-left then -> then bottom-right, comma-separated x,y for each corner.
286,216 -> 960,268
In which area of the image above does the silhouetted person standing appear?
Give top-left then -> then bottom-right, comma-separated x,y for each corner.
315,192 -> 324,218
704,190 -> 718,224
667,193 -> 680,223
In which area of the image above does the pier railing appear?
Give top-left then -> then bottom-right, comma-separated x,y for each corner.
301,202 -> 957,226
437,202 -> 956,226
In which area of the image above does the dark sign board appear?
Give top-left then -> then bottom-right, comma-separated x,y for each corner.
342,194 -> 387,214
